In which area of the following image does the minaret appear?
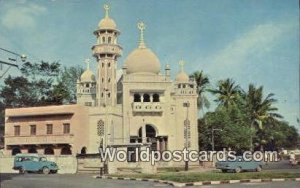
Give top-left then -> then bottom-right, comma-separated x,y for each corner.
92,4 -> 122,107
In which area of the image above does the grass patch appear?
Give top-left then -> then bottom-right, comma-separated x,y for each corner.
110,171 -> 300,183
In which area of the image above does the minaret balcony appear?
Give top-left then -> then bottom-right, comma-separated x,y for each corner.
92,44 -> 122,56
132,102 -> 163,112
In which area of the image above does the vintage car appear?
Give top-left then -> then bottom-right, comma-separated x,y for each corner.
13,153 -> 58,174
215,156 -> 263,173
289,152 -> 300,165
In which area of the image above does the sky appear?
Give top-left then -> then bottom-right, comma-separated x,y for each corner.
0,0 -> 299,130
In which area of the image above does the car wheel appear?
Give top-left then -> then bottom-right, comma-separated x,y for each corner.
19,167 -> 26,174
256,165 -> 262,172
235,167 -> 242,173
42,167 -> 50,174
221,169 -> 227,173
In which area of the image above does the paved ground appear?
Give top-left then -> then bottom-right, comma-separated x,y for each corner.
0,173 -> 171,188
1,173 -> 300,188
201,181 -> 300,188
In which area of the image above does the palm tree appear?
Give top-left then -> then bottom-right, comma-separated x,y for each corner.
190,71 -> 210,114
208,78 -> 241,108
246,84 -> 282,151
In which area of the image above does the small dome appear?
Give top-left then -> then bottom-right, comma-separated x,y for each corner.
81,69 -> 95,82
176,71 -> 189,82
124,48 -> 160,74
98,17 -> 117,30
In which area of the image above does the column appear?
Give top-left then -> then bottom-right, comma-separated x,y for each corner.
142,124 -> 146,143
156,138 -> 160,152
161,138 -> 165,151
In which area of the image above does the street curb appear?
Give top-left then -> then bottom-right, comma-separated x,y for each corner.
93,176 -> 300,187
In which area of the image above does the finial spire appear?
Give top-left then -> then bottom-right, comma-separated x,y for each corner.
85,58 -> 90,70
137,21 -> 146,48
104,4 -> 110,18
179,60 -> 185,72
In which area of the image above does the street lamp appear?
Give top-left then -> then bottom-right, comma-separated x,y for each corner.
211,128 -> 222,151
183,101 -> 190,171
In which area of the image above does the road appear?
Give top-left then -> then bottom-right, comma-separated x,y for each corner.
0,173 -> 170,188
1,173 -> 300,188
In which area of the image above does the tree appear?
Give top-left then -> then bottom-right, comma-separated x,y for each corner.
56,66 -> 84,103
208,78 -> 242,108
245,84 -> 283,151
190,71 -> 210,114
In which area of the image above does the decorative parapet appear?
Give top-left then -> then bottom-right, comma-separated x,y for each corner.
132,102 -> 163,113
5,134 -> 74,145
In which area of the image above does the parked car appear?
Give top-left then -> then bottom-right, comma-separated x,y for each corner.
215,156 -> 263,173
13,153 -> 58,174
289,152 -> 300,165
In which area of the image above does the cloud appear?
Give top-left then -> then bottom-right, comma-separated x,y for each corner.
1,2 -> 46,29
202,20 -> 297,77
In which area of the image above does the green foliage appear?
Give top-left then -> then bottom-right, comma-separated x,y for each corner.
190,71 -> 210,111
0,61 -> 83,125
198,76 -> 299,151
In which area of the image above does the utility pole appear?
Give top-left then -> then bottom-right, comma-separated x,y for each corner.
211,128 -> 222,151
0,47 -> 27,78
183,101 -> 190,171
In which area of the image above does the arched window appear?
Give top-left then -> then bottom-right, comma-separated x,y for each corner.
97,120 -> 105,136
44,147 -> 54,155
108,37 -> 112,43
28,147 -> 37,154
81,147 -> 87,154
153,94 -> 160,102
143,94 -> 150,102
102,37 -> 105,43
134,94 -> 141,102
101,93 -> 104,98
86,83 -> 89,88
61,147 -> 72,155
12,147 -> 21,155
108,78 -> 111,83
108,62 -> 111,67
108,92 -> 111,98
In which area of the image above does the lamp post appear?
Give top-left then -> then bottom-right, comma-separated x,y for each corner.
211,128 -> 222,151
183,101 -> 190,171
0,47 -> 27,78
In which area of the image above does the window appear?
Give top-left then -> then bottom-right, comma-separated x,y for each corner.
108,92 -> 111,98
108,37 -> 112,43
143,94 -> 150,102
101,92 -> 104,98
102,36 -> 105,43
46,124 -> 53,134
108,62 -> 111,67
63,123 -> 70,134
30,125 -> 36,135
14,125 -> 20,136
153,94 -> 160,102
102,78 -> 104,83
108,78 -> 111,83
133,94 -> 141,102
86,83 -> 89,88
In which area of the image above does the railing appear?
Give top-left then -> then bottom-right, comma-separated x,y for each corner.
5,134 -> 74,145
132,102 -> 163,112
92,44 -> 122,55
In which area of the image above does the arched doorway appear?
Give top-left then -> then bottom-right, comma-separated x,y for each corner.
61,147 -> 72,155
44,147 -> 54,155
138,124 -> 157,151
81,147 -> 87,154
12,147 -> 21,155
28,147 -> 37,153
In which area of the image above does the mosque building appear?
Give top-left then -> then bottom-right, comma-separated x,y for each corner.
4,5 -> 199,163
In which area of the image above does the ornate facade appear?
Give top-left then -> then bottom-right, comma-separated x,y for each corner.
4,5 -> 199,163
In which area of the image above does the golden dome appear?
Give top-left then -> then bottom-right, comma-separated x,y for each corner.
80,59 -> 95,82
175,71 -> 189,82
98,17 -> 117,29
175,60 -> 189,82
124,48 -> 160,74
81,70 -> 95,82
124,21 -> 160,74
98,4 -> 117,30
